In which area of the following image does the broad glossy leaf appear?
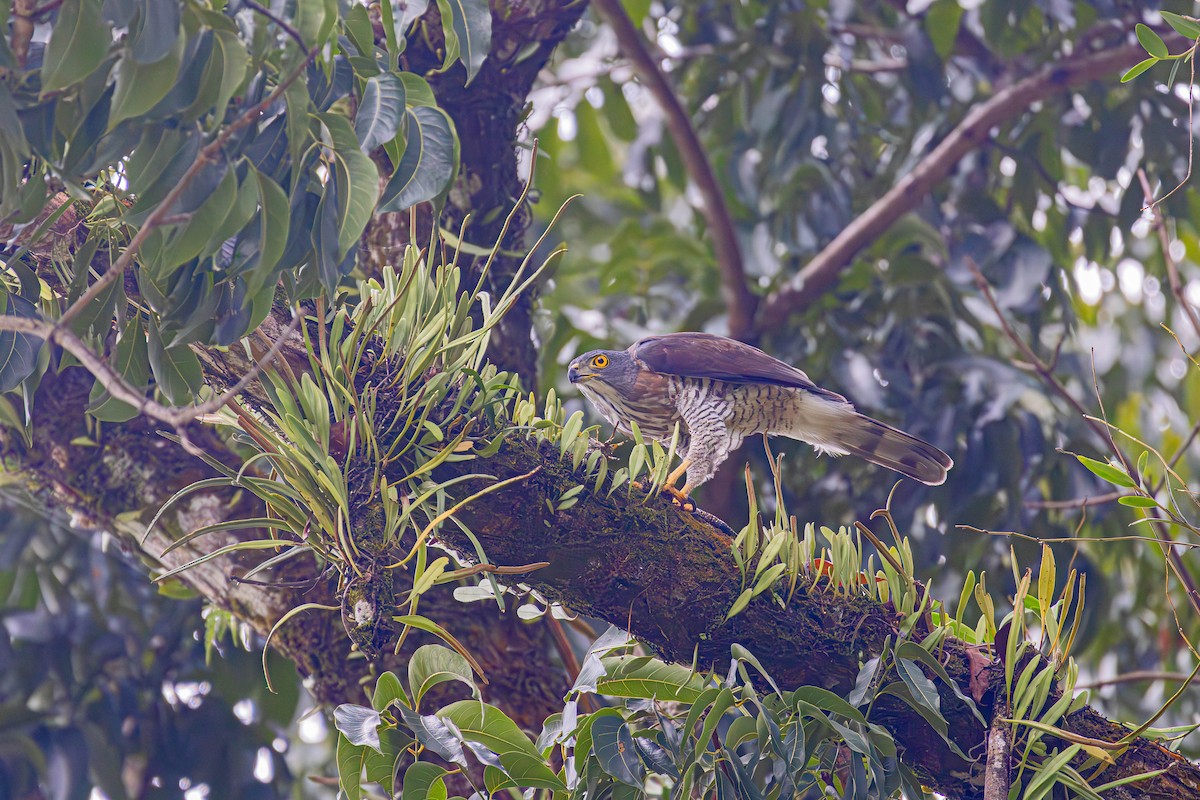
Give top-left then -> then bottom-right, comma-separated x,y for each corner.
791,686 -> 869,725
88,314 -> 151,422
211,30 -> 250,123
401,762 -> 448,800
315,112 -> 381,258
371,670 -> 408,711
408,644 -> 477,709
590,715 -> 644,787
0,85 -> 28,156
107,32 -> 182,128
249,168 -> 290,287
334,704 -> 383,751
596,656 -> 707,703
129,0 -> 180,63
398,72 -> 436,108
354,73 -> 405,153
336,733 -> 365,800
896,658 -> 942,718
437,701 -> 565,790
378,106 -> 456,212
362,728 -> 408,795
42,0 -> 112,93
294,0 -> 336,49
435,0 -> 491,84
0,294 -> 41,392
146,316 -> 201,404
397,705 -> 467,766
159,164 -> 237,273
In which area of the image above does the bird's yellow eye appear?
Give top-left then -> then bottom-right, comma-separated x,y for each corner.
591,354 -> 610,369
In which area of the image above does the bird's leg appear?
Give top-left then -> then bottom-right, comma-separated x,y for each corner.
660,459 -> 694,510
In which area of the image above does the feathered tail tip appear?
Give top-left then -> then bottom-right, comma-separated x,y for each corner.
839,414 -> 953,486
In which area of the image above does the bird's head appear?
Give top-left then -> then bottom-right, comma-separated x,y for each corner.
567,348 -> 639,395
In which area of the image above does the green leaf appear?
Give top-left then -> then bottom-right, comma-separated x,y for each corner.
1121,57 -> 1158,84
250,168 -> 290,286
160,163 -> 236,273
397,706 -> 468,766
1136,23 -> 1168,59
896,658 -> 942,718
596,656 -> 708,703
0,294 -> 42,393
730,643 -> 782,695
315,112 -> 382,258
398,73 -> 437,108
408,644 -> 478,709
401,762 -> 448,800
354,73 -> 406,153
1023,743 -> 1082,800
108,32 -> 184,129
1161,12 -> 1200,40
434,0 -> 491,83
211,30 -> 250,124
1118,495 -> 1158,508
42,0 -> 112,93
379,106 -> 457,212
724,588 -> 752,620
791,686 -> 869,726
894,641 -> 985,726
590,715 -> 644,787
88,314 -> 151,422
438,701 -> 566,790
333,704 -> 382,751
1074,455 -> 1135,488
294,0 -> 336,49
129,0 -> 179,63
924,0 -> 964,60
372,671 -> 409,711
147,316 -> 201,404
362,728 -> 408,795
336,733 -> 365,800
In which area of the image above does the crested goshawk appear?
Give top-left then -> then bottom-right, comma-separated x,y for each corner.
568,332 -> 952,501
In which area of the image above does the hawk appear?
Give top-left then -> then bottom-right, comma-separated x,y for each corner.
568,332 -> 952,502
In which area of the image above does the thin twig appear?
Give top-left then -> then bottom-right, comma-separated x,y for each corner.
0,309 -> 301,429
1137,168 -> 1200,341
589,0 -> 757,339
1077,670 -> 1197,690
1143,41 -> 1200,212
242,0 -> 308,52
1025,491 -> 1122,510
757,35 -> 1184,332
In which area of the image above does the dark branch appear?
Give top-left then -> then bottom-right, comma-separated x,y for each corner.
756,35 -> 1183,332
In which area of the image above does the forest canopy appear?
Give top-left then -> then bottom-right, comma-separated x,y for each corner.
1,1 -> 1200,799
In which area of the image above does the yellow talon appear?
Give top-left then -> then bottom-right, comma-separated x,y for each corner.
661,459 -> 695,511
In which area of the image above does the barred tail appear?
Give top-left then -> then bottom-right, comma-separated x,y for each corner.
836,413 -> 952,486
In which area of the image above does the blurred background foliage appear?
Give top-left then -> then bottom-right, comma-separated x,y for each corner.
5,0 -> 1200,796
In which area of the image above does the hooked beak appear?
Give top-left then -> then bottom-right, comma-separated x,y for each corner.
568,365 -> 582,383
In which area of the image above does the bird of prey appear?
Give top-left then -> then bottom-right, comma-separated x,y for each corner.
568,332 -> 952,503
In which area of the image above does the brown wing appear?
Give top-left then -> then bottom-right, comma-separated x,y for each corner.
631,332 -> 847,402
